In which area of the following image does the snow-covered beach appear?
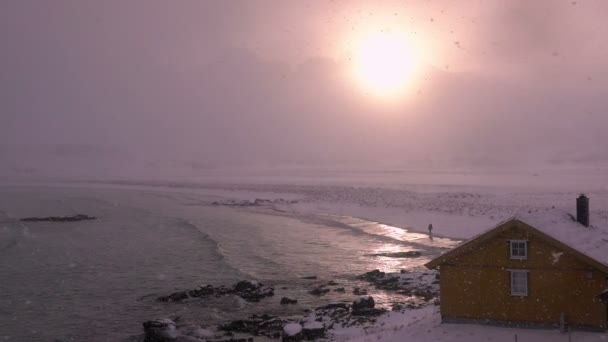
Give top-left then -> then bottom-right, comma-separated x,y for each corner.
2,176 -> 608,341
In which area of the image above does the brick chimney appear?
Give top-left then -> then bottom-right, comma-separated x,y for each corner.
576,194 -> 590,227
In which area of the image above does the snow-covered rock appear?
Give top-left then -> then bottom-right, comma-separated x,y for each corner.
282,323 -> 303,341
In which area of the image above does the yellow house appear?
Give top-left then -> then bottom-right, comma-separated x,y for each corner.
426,196 -> 608,330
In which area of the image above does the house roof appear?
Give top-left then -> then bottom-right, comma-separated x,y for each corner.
425,208 -> 608,273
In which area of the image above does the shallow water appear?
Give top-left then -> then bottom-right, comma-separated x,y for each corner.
0,185 -> 459,341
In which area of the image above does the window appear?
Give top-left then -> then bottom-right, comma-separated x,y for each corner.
510,240 -> 528,259
510,270 -> 529,296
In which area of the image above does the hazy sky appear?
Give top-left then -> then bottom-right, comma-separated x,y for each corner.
2,0 -> 608,177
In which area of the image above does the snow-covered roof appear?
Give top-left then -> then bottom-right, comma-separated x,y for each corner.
514,208 -> 608,267
426,207 -> 608,271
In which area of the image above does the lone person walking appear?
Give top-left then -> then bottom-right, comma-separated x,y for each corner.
428,223 -> 433,239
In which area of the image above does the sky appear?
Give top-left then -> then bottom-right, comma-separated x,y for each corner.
1,0 -> 608,178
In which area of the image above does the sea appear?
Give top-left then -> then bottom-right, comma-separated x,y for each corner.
0,184 -> 456,341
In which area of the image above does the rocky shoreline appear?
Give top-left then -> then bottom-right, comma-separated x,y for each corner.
157,280 -> 275,303
142,268 -> 439,341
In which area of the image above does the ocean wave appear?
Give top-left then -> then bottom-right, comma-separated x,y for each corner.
170,217 -> 252,279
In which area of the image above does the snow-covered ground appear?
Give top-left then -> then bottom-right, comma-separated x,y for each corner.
115,181 -> 608,240
332,306 -> 607,342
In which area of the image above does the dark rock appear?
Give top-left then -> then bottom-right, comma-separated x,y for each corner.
158,280 -> 274,303
357,269 -> 385,281
353,308 -> 386,316
333,287 -> 346,293
302,322 -> 325,340
219,315 -> 288,339
413,289 -> 435,301
158,291 -> 189,302
143,319 -> 177,342
366,251 -> 422,258
308,287 -> 330,296
301,276 -> 317,280
20,214 -> 96,222
353,287 -> 368,295
212,198 -> 295,208
351,296 -> 385,316
316,303 -> 348,311
280,297 -> 298,305
352,296 -> 375,314
234,280 -> 257,293
327,280 -> 338,286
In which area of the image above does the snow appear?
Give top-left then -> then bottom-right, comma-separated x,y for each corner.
303,321 -> 324,330
516,208 -> 608,266
551,251 -> 564,265
283,323 -> 303,336
330,306 -> 607,342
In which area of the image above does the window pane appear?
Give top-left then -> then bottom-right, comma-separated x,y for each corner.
510,271 -> 528,296
510,241 -> 527,259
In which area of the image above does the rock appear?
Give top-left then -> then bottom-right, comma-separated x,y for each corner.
187,285 -> 215,298
351,296 -> 376,315
413,289 -> 435,301
301,276 -> 317,280
351,296 -> 386,316
302,321 -> 325,340
327,280 -> 338,286
315,303 -> 348,311
158,291 -> 189,302
333,287 -> 345,293
353,287 -> 368,295
219,315 -> 288,339
158,280 -> 274,303
20,214 -> 97,222
280,297 -> 298,305
233,280 -> 258,293
211,198 -> 295,208
352,296 -> 374,312
366,251 -> 422,258
357,269 -> 385,281
233,281 -> 274,302
308,287 -> 330,296
143,319 -> 178,342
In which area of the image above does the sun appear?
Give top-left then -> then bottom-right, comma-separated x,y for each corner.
351,32 -> 418,98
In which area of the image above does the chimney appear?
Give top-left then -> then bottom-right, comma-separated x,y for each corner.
576,194 -> 590,227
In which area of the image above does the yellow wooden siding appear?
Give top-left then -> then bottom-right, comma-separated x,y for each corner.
439,221 -> 607,329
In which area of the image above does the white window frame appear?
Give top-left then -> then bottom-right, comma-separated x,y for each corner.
509,240 -> 528,260
509,270 -> 529,296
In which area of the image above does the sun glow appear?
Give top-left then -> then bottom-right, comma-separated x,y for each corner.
352,32 -> 418,98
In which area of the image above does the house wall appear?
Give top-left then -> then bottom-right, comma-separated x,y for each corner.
439,221 -> 608,329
